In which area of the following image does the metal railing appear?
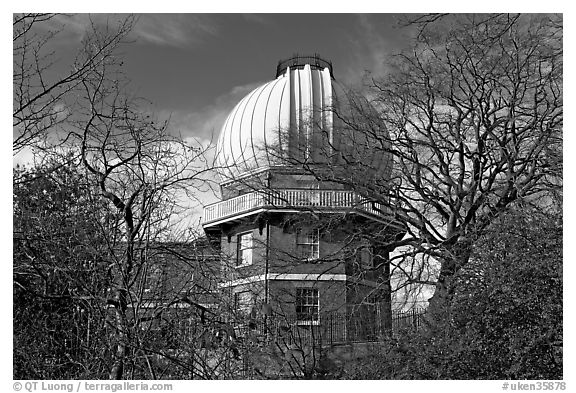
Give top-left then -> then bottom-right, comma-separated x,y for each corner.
275,53 -> 334,79
203,189 -> 389,225
232,307 -> 426,347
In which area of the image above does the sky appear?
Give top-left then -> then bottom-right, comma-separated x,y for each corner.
12,13 -> 420,225
10,12 -> 569,225
22,14 -> 415,148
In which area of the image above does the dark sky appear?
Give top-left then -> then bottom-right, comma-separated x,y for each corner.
36,14 -> 415,145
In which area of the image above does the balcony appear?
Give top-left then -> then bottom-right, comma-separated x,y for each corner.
202,189 -> 390,227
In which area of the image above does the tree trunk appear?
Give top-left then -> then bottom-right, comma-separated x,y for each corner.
427,240 -> 472,321
374,247 -> 392,337
109,287 -> 128,380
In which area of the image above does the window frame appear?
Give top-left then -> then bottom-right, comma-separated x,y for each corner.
236,231 -> 253,267
296,227 -> 320,261
360,244 -> 374,268
295,287 -> 320,325
234,290 -> 253,316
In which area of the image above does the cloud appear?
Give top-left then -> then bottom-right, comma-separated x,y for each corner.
131,14 -> 219,47
162,81 -> 264,143
39,14 -> 131,43
13,145 -> 35,168
156,81 -> 264,210
27,14 -> 219,49
241,14 -> 273,25
338,14 -> 413,88
355,15 -> 390,74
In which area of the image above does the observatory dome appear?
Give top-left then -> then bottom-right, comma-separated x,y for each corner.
215,55 -> 391,182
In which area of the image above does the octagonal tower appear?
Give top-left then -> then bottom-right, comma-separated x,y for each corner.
203,55 -> 402,342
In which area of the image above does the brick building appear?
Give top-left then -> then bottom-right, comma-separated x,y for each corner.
202,55 -> 405,342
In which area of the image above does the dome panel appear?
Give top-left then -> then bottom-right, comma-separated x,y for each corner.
215,57 -> 391,183
237,82 -> 265,173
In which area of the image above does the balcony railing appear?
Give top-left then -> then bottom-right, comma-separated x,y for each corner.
203,189 -> 389,225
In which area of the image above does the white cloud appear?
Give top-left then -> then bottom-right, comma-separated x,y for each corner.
153,81 -> 265,224
132,14 -> 219,47
42,14 -> 132,44
241,14 -> 272,25
29,14 -> 219,49
356,15 -> 390,73
13,146 -> 35,168
163,81 -> 264,142
339,15 -> 414,88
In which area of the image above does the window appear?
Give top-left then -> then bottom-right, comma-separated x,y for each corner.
296,228 -> 319,261
234,291 -> 252,316
236,232 -> 253,266
144,265 -> 165,295
360,245 -> 374,268
296,288 -> 319,323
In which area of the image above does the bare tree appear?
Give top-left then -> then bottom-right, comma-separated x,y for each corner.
13,158 -> 229,379
265,14 -> 562,317
374,13 -> 562,313
71,49 -> 217,377
13,13 -> 238,379
13,13 -> 134,156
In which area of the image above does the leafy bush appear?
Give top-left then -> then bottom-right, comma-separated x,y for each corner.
341,208 -> 562,380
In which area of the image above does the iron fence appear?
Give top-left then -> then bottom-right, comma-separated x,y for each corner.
232,306 -> 426,347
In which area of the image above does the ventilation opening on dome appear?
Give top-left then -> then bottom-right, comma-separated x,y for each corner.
275,53 -> 334,79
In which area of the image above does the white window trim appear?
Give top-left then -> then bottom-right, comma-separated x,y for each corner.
296,228 -> 320,261
236,231 -> 253,267
295,288 -> 320,324
295,320 -> 320,326
219,273 -> 379,288
234,290 -> 252,315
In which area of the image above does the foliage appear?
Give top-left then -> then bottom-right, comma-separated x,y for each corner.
13,161 -> 112,378
341,207 -> 562,379
13,161 -> 231,379
13,13 -> 222,379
